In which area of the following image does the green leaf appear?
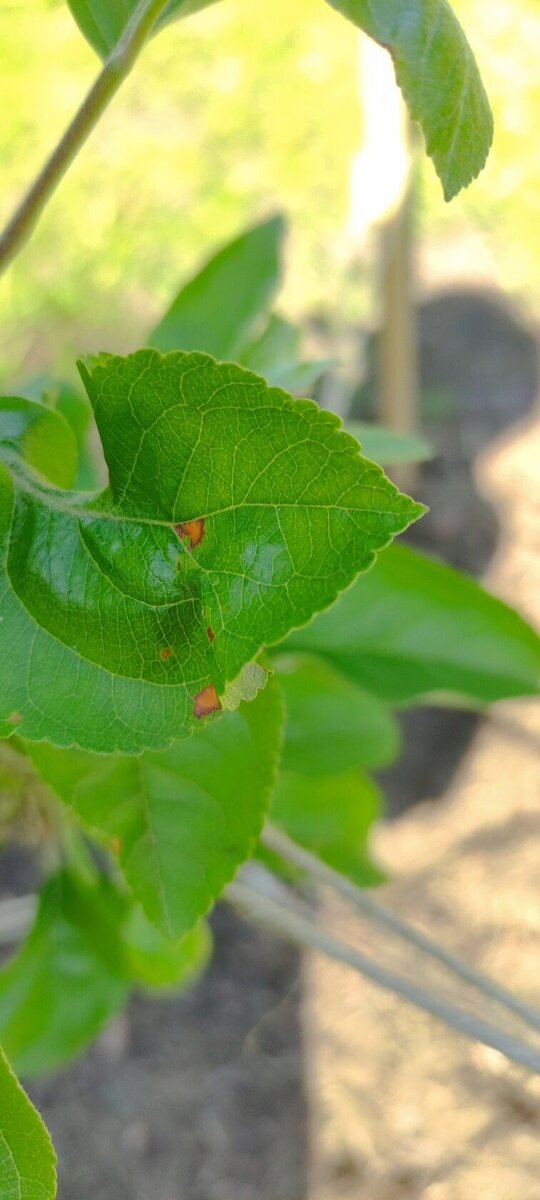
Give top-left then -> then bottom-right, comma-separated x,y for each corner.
272,768 -> 384,887
275,654 -> 399,774
348,422 -> 433,466
0,351 -> 422,752
240,314 -> 329,394
47,382 -> 102,491
325,0 -> 493,199
282,543 -> 540,705
0,396 -> 77,490
151,217 -> 285,359
123,908 -> 211,990
0,873 -> 129,1076
27,681 -> 284,939
0,1045 -> 57,1199
67,0 -> 219,60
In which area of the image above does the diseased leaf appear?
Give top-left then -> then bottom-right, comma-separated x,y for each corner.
0,351 -> 422,752
151,217 -> 285,359
348,422 -> 433,466
276,654 -> 399,774
221,661 -> 270,711
67,0 -> 219,60
0,873 -> 129,1076
272,768 -> 384,887
27,681 -> 284,939
282,543 -> 540,705
0,1045 -> 57,1199
326,0 -> 493,198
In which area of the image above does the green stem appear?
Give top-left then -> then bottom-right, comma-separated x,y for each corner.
262,823 -> 540,1036
227,877 -> 540,1076
0,0 -> 172,277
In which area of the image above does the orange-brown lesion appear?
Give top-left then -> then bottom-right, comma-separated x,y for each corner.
193,684 -> 221,719
174,517 -> 205,549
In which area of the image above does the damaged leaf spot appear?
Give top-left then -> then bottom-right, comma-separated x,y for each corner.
160,647 -> 174,662
206,626 -> 215,643
193,684 -> 221,719
174,517 -> 205,549
6,713 -> 22,726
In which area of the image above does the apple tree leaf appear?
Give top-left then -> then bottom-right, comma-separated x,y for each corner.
272,767 -> 384,888
0,1045 -> 57,1199
0,351 -> 422,752
326,0 -> 493,198
0,873 -> 129,1076
276,653 -> 399,775
151,216 -> 285,360
282,543 -> 540,705
66,0 -> 219,60
26,680 -> 284,940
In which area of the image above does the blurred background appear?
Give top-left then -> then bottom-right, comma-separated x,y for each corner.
1,0 -> 540,1196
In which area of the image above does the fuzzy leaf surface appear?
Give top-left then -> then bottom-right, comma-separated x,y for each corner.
28,682 -> 283,939
326,0 -> 493,198
0,352 -> 421,752
0,1046 -> 57,1199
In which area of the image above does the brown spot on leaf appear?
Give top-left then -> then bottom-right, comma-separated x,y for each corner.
194,684 -> 221,719
110,836 -> 122,854
206,626 -> 215,643
6,713 -> 22,726
174,517 -> 205,549
160,647 -> 173,662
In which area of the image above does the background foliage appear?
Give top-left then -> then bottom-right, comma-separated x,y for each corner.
1,0 -> 539,387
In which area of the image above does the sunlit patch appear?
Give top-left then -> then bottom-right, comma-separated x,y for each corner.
174,517 -> 205,549
193,684 -> 221,719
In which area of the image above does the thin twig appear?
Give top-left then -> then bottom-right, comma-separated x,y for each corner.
262,823 -> 540,1035
226,878 -> 540,1075
0,0 -> 172,276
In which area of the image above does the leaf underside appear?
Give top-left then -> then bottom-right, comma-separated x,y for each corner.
326,0 -> 493,199
0,350 -> 422,753
67,0 -> 219,59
